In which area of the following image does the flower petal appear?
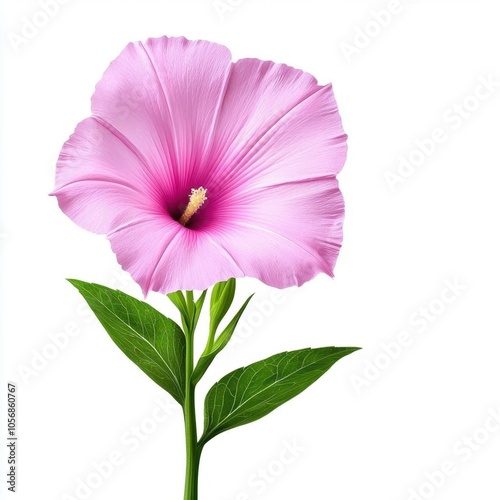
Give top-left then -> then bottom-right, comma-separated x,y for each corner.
208,177 -> 345,288
91,36 -> 233,195
109,219 -> 245,294
53,117 -> 165,234
205,59 -> 347,203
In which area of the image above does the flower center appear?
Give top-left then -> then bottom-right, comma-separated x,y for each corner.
178,187 -> 208,226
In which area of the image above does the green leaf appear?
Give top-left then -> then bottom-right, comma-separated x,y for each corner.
201,347 -> 360,443
209,278 -> 236,338
192,290 -> 207,333
69,279 -> 186,405
192,294 -> 253,385
167,291 -> 190,332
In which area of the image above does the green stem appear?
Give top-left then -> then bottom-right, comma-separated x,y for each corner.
183,292 -> 201,500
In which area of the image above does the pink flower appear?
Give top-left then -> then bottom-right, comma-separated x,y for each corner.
52,36 -> 347,295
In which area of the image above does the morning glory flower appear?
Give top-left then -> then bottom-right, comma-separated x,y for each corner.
52,36 -> 347,294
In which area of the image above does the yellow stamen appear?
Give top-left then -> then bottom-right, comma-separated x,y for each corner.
179,187 -> 208,226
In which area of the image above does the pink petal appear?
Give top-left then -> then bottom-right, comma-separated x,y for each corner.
109,218 -> 245,294
53,117 -> 165,234
204,59 -> 347,201
206,178 -> 345,288
91,36 -> 232,197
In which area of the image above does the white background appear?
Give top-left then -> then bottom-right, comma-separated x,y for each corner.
1,1 -> 500,499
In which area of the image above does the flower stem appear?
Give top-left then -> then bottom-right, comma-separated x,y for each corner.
183,293 -> 201,500
183,377 -> 199,499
